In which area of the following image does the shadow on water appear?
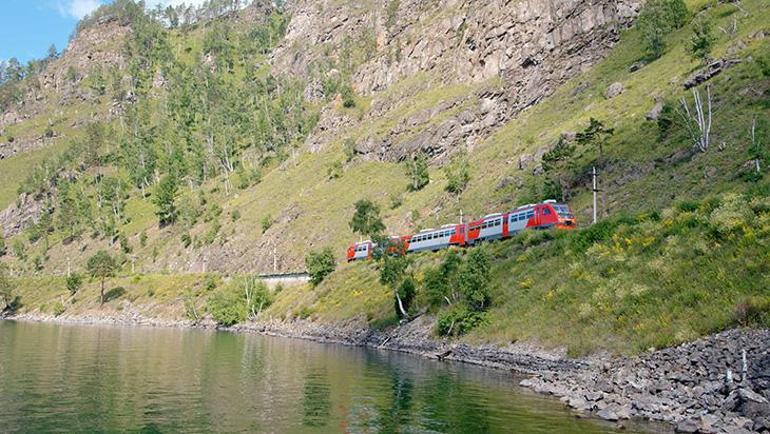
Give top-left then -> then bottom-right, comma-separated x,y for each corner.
0,321 -> 669,433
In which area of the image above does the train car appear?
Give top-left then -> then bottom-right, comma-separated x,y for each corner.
346,240 -> 374,262
406,224 -> 466,253
466,212 -> 509,245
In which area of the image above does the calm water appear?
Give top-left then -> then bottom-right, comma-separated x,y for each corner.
0,321 -> 660,433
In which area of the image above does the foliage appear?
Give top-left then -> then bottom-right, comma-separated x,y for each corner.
152,175 -> 179,226
241,275 -> 273,319
207,286 -> 246,326
0,233 -> 6,256
349,199 -> 385,238
0,264 -> 14,310
306,248 -> 336,286
86,250 -> 118,304
379,254 -> 412,318
576,117 -> 614,158
395,276 -> 416,317
457,248 -> 492,311
636,0 -> 689,60
261,215 -> 273,233
52,301 -> 66,317
444,150 -> 471,194
66,273 -> 83,295
437,305 -> 488,337
405,153 -> 430,191
688,16 -> 715,64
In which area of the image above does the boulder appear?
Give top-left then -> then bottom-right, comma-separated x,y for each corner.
646,102 -> 664,121
604,82 -> 624,99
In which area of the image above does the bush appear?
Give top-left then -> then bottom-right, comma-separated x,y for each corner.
261,215 -> 273,233
444,150 -> 471,194
66,273 -> 82,295
637,0 -> 689,60
207,287 -> 247,326
733,296 -> 770,327
437,305 -> 489,337
306,248 -> 336,286
52,301 -> 66,317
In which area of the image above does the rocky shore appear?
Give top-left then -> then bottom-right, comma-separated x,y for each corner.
7,311 -> 769,433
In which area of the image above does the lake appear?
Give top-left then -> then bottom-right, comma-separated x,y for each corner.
0,320 -> 662,433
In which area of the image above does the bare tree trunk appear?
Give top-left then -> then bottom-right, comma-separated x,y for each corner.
395,290 -> 407,318
100,277 -> 105,305
679,86 -> 713,152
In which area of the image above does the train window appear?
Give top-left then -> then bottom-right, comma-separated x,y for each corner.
543,208 -> 551,215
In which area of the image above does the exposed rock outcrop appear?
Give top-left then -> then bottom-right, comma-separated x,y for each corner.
277,0 -> 643,162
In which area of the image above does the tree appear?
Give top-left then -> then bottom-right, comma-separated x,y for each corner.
379,254 -> 410,317
152,174 -> 179,226
47,44 -> 59,60
457,248 -> 491,312
405,153 -> 430,191
66,272 -> 83,295
0,232 -> 6,256
748,117 -> 769,175
541,136 -> 576,200
444,150 -> 471,194
688,16 -> 715,64
576,118 -> 614,159
86,250 -> 118,305
678,85 -> 712,153
306,248 -> 336,286
637,0 -> 689,60
242,275 -> 272,319
349,199 -> 385,239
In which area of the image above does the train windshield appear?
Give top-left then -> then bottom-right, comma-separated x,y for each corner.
554,204 -> 573,218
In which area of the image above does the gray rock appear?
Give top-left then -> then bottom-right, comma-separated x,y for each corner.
646,102 -> 664,121
604,82 -> 624,99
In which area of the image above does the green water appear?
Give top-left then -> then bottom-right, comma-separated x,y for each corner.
0,321 -> 662,433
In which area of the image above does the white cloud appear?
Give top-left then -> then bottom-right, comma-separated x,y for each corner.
57,0 -> 103,19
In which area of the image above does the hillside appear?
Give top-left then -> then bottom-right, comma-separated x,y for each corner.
0,0 -> 769,353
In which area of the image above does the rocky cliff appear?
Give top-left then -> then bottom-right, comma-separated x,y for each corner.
276,0 -> 641,162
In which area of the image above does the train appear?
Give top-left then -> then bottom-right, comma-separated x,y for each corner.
346,200 -> 576,261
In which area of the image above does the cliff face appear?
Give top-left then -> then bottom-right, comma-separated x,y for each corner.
275,0 -> 641,162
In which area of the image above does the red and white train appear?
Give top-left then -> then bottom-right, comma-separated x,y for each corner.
346,200 -> 576,261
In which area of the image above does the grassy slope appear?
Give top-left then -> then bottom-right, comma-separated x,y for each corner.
3,0 -> 770,356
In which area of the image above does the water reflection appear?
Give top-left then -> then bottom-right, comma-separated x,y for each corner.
0,321 -> 662,433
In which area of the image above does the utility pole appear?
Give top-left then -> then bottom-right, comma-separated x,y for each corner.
460,209 -> 463,225
592,166 -> 599,224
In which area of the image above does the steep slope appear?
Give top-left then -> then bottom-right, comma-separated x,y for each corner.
0,0 -> 768,333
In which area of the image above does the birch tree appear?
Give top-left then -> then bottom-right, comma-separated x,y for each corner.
678,85 -> 713,153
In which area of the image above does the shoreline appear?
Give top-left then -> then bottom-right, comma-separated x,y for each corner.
5,311 -> 769,433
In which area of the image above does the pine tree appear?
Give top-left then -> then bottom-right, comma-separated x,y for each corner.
152,174 -> 179,227
405,153 -> 430,191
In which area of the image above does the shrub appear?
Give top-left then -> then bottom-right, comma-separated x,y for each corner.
207,287 -> 247,326
405,153 -> 430,191
306,248 -> 336,286
261,215 -> 273,233
688,16 -> 715,64
637,0 -> 689,60
52,301 -> 66,317
66,273 -> 83,295
230,209 -> 241,222
444,150 -> 471,194
437,305 -> 489,337
733,296 -> 770,327
181,232 -> 192,248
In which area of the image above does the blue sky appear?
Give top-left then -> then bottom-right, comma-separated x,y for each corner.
0,0 -> 209,64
